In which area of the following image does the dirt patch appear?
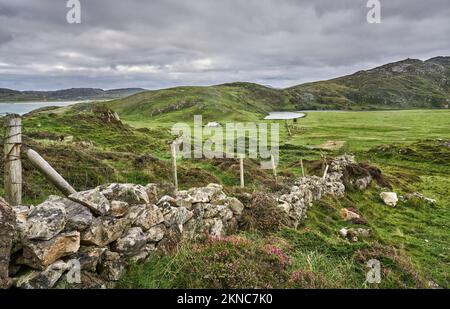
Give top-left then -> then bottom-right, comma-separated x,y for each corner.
315,140 -> 346,151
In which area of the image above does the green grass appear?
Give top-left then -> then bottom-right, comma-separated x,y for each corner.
1,104 -> 449,288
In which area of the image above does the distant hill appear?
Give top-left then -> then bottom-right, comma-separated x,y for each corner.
286,57 -> 450,110
107,57 -> 450,122
0,87 -> 146,102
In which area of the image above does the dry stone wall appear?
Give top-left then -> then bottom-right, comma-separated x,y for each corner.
0,155 -> 367,289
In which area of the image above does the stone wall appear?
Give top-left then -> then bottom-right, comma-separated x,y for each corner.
0,155 -> 368,289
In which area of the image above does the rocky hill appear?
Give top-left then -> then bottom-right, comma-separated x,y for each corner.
106,57 -> 450,121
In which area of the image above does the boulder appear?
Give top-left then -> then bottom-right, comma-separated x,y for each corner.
380,192 -> 398,207
145,224 -> 166,242
129,244 -> 157,263
69,189 -> 110,216
133,204 -> 164,231
100,183 -> 149,205
22,232 -> 80,270
26,200 -> 67,241
0,198 -> 16,288
111,227 -> 147,256
14,260 -> 69,289
47,196 -> 93,231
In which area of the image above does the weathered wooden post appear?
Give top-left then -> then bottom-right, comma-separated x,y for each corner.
24,148 -> 76,197
300,158 -> 305,177
239,154 -> 245,188
322,164 -> 329,181
271,154 -> 277,182
4,114 -> 22,206
171,142 -> 178,191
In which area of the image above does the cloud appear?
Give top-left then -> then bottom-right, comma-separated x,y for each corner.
0,0 -> 449,90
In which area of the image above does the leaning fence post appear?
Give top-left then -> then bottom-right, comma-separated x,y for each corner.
171,142 -> 178,191
3,114 -> 22,206
23,148 -> 76,197
239,154 -> 245,188
322,164 -> 329,181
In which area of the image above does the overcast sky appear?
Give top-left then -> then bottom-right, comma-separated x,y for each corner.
0,0 -> 449,91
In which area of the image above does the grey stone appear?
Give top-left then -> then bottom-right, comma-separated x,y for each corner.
145,224 -> 166,242
111,227 -> 147,256
69,189 -> 110,216
133,204 -> 164,231
22,231 -> 80,270
100,183 -> 149,205
14,260 -> 69,289
47,196 -> 93,231
0,198 -> 16,288
26,200 -> 67,240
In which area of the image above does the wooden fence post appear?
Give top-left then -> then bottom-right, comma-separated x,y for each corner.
322,164 -> 329,181
3,114 -> 22,206
171,143 -> 178,191
300,158 -> 305,177
24,148 -> 76,197
240,154 -> 245,188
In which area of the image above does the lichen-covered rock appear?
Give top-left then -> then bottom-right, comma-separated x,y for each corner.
187,184 -> 226,204
14,260 -> 69,289
69,189 -> 110,216
111,227 -> 147,256
157,195 -> 177,208
47,196 -> 93,232
110,200 -> 129,218
100,183 -> 149,205
129,244 -> 157,263
133,204 -> 164,231
163,207 -> 193,231
81,216 -> 132,247
26,201 -> 67,241
222,197 -> 245,215
145,183 -> 175,204
380,192 -> 398,207
0,198 -> 16,288
70,246 -> 106,272
404,192 -> 437,207
145,224 -> 166,242
22,232 -> 80,270
98,251 -> 124,281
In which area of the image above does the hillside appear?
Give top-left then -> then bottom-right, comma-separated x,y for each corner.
0,87 -> 146,102
108,82 -> 293,123
286,57 -> 450,110
106,57 -> 450,121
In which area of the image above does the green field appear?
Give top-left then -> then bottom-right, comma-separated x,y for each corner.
1,106 -> 449,288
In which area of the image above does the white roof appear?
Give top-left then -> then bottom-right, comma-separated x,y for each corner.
264,112 -> 306,120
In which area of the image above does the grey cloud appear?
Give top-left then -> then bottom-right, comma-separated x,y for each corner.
0,0 -> 449,90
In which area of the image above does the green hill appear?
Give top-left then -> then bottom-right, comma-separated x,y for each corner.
107,57 -> 450,122
286,57 -> 450,110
